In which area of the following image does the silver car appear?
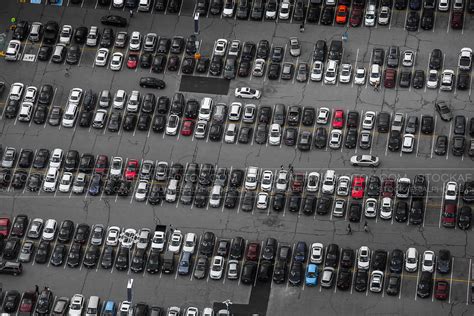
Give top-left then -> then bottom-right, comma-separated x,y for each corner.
135,228 -> 151,250
90,224 -> 105,246
1,147 -> 16,168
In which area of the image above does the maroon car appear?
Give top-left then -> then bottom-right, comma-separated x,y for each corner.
246,242 -> 261,261
350,8 -> 363,27
94,154 -> 109,174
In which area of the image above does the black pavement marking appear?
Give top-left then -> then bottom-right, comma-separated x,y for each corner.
179,75 -> 230,95
213,280 -> 271,315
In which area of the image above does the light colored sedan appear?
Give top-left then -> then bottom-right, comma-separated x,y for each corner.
210,255 -> 225,280
364,198 -> 378,218
252,59 -> 266,77
369,270 -> 384,293
59,172 -> 73,193
350,155 -> 380,167
354,67 -> 366,85
362,111 -> 376,129
134,180 -> 149,202
95,48 -> 109,67
339,63 -> 352,83
106,226 -> 121,246
194,120 -> 208,139
227,259 -> 240,280
311,61 -> 324,82
109,52 -> 124,71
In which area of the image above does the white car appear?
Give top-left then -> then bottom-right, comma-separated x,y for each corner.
59,25 -> 73,44
168,230 -> 183,253
252,59 -> 266,77
324,60 -> 338,84
224,124 -> 237,143
113,90 -> 127,109
43,167 -> 59,192
245,166 -> 259,190
110,52 -> 124,71
402,50 -> 415,67
357,246 -> 371,270
49,148 -> 64,169
444,181 -> 458,201
329,129 -> 342,149
333,199 -> 346,217
210,256 -> 225,280
68,294 -> 84,316
316,107 -> 330,124
458,47 -> 473,71
350,155 -> 380,167
275,170 -> 289,191
120,228 -> 137,248
59,172 -> 73,193
110,157 -> 123,178
42,219 -> 57,241
339,63 -> 352,83
222,0 -> 235,17
213,39 -> 228,56
182,233 -> 197,253
322,170 -> 336,194
378,6 -> 390,25
422,250 -> 435,272
106,226 -> 121,246
256,192 -> 269,209
310,61 -> 324,82
438,0 -> 449,10
5,40 -> 21,61
129,31 -> 142,51
336,176 -> 350,196
364,198 -> 378,218
379,197 -> 392,219
405,247 -> 418,272
9,82 -> 25,100
362,111 -> 376,129
23,86 -> 38,103
118,301 -> 131,315
402,134 -> 415,153
194,120 -> 208,139
354,67 -> 366,85
151,230 -> 166,251
95,48 -> 109,67
369,64 -> 381,86
260,170 -> 274,191
184,307 -> 199,316
369,271 -> 384,293
306,172 -> 320,192
227,260 -> 240,280
113,0 -> 124,7
268,124 -> 282,145
426,70 -> 439,89
166,114 -> 180,135
440,69 -> 455,91
235,87 -> 261,99
134,180 -> 149,202
279,0 -> 290,19
228,102 -> 242,121
68,88 -> 83,104
310,243 -> 324,264
127,90 -> 141,112
228,40 -> 241,57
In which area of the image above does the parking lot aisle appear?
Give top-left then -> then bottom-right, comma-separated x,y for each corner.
414,257 -> 422,300
466,258 -> 472,305
448,260 -> 455,303
451,257 -> 471,305
399,268 -> 404,299
286,243 -> 296,290
429,115 -> 438,158
7,147 -> 22,192
438,182 -> 446,228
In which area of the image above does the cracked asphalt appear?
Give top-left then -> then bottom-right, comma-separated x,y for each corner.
0,0 -> 473,314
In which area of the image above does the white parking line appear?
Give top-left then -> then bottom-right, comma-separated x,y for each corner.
466,258 -> 471,305
449,257 -> 455,303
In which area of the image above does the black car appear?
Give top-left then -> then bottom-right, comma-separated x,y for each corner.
101,15 -> 128,27
13,20 -> 29,40
140,53 -> 152,68
0,169 -> 11,188
3,237 -> 21,260
79,111 -> 93,127
38,84 -> 54,105
146,249 -> 161,273
267,63 -> 281,80
297,131 -> 312,151
151,54 -> 167,73
270,46 -> 284,63
394,201 -> 408,222
302,194 -> 317,215
57,220 -> 74,243
412,70 -> 425,89
35,240 -> 51,264
74,224 -> 90,244
288,261 -> 303,286
50,244 -> 67,266
429,49 -> 443,70
399,71 -> 411,88
209,55 -> 224,76
209,123 -> 223,141
451,135 -> 465,156
256,40 -> 270,59
337,269 -> 352,291
33,106 -> 48,125
273,260 -> 287,283
302,108 -> 315,126
35,289 -> 53,314
409,198 -> 424,225
344,128 -> 358,149
236,0 -> 250,19
11,215 -> 28,237
405,11 -> 419,31
320,6 -> 335,25
230,236 -> 245,260
196,57 -> 210,73
73,26 -> 88,44
2,290 -> 21,313
417,271 -> 433,298
4,99 -> 20,119
181,57 -> 196,74
386,274 -> 401,296
241,261 -> 257,284
454,115 -> 466,135
255,123 -> 268,144
313,40 -> 327,62
115,247 -> 130,271
139,77 -> 165,89
170,36 -> 184,54
421,8 -> 434,30
122,113 -> 137,131
196,0 -> 210,15
348,202 -> 362,222
101,246 -> 115,269
458,206 -> 472,230
11,170 -> 27,189
250,0 -> 265,20
272,193 -> 286,211
151,115 -> 165,133
437,249 -> 451,274
130,248 -> 147,273
241,191 -> 255,212
137,114 -> 151,131
288,193 -> 302,212
107,112 -> 122,132
157,96 -> 170,114
18,149 -> 33,168
100,28 -> 114,48
395,0 -> 408,8
307,4 -> 321,23
457,72 -> 470,90
185,35 -> 198,55
48,106 -> 62,126
43,21 -> 59,44
316,196 -> 332,215
64,150 -> 79,172
257,260 -> 273,282
389,249 -> 404,273
420,115 -> 434,134
210,0 -> 223,14
314,127 -> 327,149
354,269 -> 368,292
224,190 -> 239,209
34,149 -> 50,169
324,244 -> 340,268
388,131 -> 401,152
168,0 -> 181,13
340,248 -> 355,269
284,128 -> 298,146
27,173 -> 42,192
238,126 -> 252,144
371,250 -> 388,271
238,60 -> 251,77
200,232 -> 216,257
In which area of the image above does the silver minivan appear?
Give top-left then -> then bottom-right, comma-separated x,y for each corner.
209,185 -> 223,207
29,22 -> 43,42
85,296 -> 100,316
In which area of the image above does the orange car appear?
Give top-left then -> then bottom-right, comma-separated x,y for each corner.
336,5 -> 349,24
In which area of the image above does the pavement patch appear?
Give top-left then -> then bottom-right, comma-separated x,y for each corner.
179,75 -> 230,95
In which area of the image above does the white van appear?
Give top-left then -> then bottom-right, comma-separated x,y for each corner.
62,103 -> 78,127
199,97 -> 213,121
18,102 -> 34,122
209,185 -> 223,208
9,83 -> 25,100
85,296 -> 100,316
49,148 -> 64,168
86,26 -> 99,47
365,5 -> 376,26
29,22 -> 43,42
165,179 -> 179,202
322,170 -> 336,194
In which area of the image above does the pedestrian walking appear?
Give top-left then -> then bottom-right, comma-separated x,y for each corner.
35,285 -> 39,294
300,23 -> 305,33
129,9 -> 134,17
364,221 -> 369,232
347,224 -> 352,235
374,82 -> 380,92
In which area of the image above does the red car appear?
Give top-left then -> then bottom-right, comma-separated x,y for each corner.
0,217 -> 11,236
336,5 -> 349,24
451,10 -> 463,30
180,119 -> 195,136
350,8 -> 362,27
332,110 -> 345,129
19,291 -> 37,313
383,68 -> 397,88
127,54 -> 139,69
434,280 -> 449,300
94,154 -> 109,174
382,178 -> 395,198
441,202 -> 457,228
125,159 -> 139,180
351,176 -> 365,199
246,242 -> 260,261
